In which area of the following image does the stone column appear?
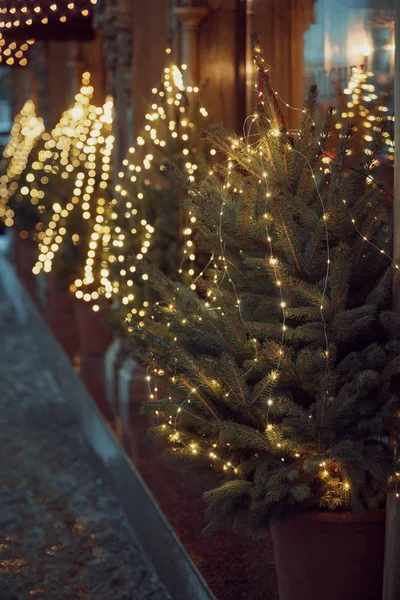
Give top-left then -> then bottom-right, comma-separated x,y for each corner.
115,0 -> 134,163
29,41 -> 50,127
94,0 -> 133,166
94,0 -> 119,97
174,1 -> 209,86
168,0 -> 181,64
67,41 -> 85,105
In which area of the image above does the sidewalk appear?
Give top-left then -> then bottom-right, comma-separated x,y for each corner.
0,258 -> 170,599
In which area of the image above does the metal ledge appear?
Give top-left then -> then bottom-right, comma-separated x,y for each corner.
0,255 -> 215,600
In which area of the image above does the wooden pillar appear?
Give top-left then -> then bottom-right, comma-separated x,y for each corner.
245,0 -> 315,128
198,0 -> 244,131
245,0 -> 256,118
383,1 -> 400,599
93,0 -> 120,179
94,0 -> 135,163
131,0 -> 170,134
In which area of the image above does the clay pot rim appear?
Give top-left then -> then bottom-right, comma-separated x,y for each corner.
278,507 -> 386,525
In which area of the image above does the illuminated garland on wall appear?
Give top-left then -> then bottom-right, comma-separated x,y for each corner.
0,0 -> 95,66
0,33 -> 34,65
0,0 -> 95,30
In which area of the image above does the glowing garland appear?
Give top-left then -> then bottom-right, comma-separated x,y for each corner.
0,0 -> 95,66
0,33 -> 34,66
0,0 -> 95,30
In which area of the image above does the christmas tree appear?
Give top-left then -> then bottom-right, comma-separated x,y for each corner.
98,59 -> 210,334
0,100 -> 44,231
16,73 -> 114,293
334,65 -> 394,176
129,39 -> 400,536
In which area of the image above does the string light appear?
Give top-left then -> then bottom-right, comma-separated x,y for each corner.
144,97 -> 286,473
146,368 -> 238,474
29,73 -> 95,273
0,0 -> 94,30
0,1 -> 94,68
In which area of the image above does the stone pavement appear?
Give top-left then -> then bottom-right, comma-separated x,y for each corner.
0,259 -> 170,599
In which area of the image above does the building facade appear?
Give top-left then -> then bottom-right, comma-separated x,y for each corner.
1,0 -> 394,162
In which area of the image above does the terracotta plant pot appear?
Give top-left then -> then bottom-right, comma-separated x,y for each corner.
74,300 -> 113,356
271,508 -> 385,600
112,361 -> 148,458
78,352 -> 113,422
74,300 -> 113,419
46,277 -> 79,360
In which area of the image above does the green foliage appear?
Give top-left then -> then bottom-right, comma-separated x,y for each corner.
127,41 -> 399,536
